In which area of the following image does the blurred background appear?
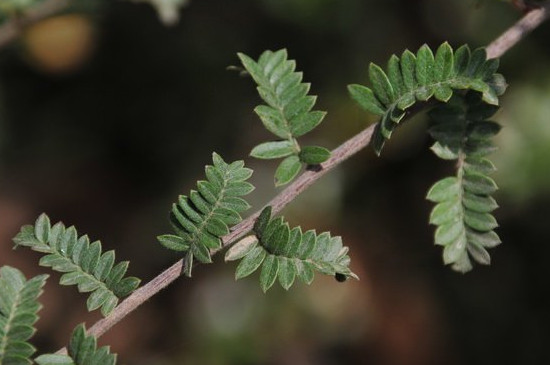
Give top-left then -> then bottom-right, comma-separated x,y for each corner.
1,0 -> 550,364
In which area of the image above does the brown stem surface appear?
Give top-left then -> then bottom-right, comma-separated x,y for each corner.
486,1 -> 550,59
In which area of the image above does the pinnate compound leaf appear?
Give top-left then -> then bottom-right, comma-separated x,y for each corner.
427,93 -> 501,272
349,43 -> 506,155
0,266 -> 47,365
161,153 -> 254,276
12,216 -> 139,317
230,207 -> 357,291
40,324 -> 118,365
239,49 -> 329,185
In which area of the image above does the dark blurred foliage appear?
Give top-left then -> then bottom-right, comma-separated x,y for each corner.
1,0 -> 550,364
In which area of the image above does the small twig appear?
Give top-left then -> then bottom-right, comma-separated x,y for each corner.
0,0 -> 69,49
59,1 -> 550,348
85,124 -> 376,339
486,1 -> 550,59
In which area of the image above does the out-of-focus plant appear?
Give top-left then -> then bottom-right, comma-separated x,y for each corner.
0,0 -> 549,363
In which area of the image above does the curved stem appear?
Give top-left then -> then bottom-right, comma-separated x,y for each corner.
51,1 -> 550,348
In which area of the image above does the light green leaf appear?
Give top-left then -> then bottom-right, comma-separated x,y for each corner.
368,63 -> 394,106
463,172 -> 498,195
434,42 -> 454,80
34,214 -> 51,244
387,54 -> 405,96
277,257 -> 296,290
429,199 -> 462,225
260,255 -> 279,292
463,193 -> 498,213
426,177 -> 460,202
289,110 -> 326,137
250,141 -> 296,159
415,44 -> 435,87
442,233 -> 467,265
157,234 -> 190,252
35,354 -> 75,365
299,146 -> 331,165
435,221 -> 464,246
206,218 -> 229,237
348,84 -> 385,116
254,105 -> 290,139
275,156 -> 302,187
235,246 -> 267,279
400,49 -> 417,91
430,142 -> 459,160
464,211 -> 498,231
467,242 -> 491,265
466,230 -> 501,248
225,235 -> 258,262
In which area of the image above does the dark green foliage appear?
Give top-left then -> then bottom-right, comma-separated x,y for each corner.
158,152 -> 254,277
348,42 -> 507,155
0,266 -> 47,365
35,324 -> 117,365
238,49 -> 331,186
225,207 -> 357,292
13,215 -> 140,317
426,93 -> 501,272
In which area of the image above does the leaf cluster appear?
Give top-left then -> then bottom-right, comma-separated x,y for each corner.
0,266 -> 47,365
158,152 -> 254,276
13,215 -> 140,317
426,93 -> 501,272
348,42 -> 507,155
35,324 -> 117,365
238,49 -> 331,186
225,207 -> 357,292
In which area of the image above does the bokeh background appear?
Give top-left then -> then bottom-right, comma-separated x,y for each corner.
1,0 -> 550,364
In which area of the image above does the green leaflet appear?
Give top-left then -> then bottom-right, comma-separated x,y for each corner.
426,93 -> 501,273
238,49 -> 331,185
225,207 -> 358,292
35,324 -> 117,365
0,266 -> 47,365
12,215 -> 140,317
348,42 -> 507,155
159,152 -> 254,277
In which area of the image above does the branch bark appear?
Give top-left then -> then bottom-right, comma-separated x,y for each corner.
486,1 -> 550,59
52,0 -> 550,347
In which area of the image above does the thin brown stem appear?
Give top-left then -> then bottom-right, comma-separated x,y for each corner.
486,1 -> 550,59
57,1 -> 550,349
85,124 -> 376,339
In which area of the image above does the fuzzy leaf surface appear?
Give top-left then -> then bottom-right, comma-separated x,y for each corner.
239,49 -> 330,184
427,93 -> 501,272
230,207 -> 357,291
161,152 -> 254,277
12,216 -> 139,317
0,266 -> 47,365
349,42 -> 506,155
